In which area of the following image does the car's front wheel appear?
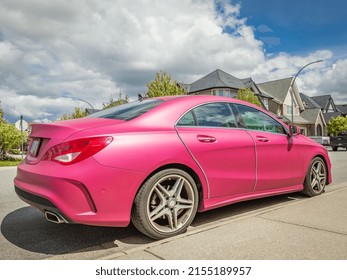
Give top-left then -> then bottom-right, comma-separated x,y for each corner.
131,168 -> 199,240
303,157 -> 327,197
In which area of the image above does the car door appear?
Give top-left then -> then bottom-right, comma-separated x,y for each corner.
234,104 -> 304,192
175,102 -> 256,198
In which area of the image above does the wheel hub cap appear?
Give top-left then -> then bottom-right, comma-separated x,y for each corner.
167,198 -> 177,209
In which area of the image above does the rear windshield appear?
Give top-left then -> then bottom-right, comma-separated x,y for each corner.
87,99 -> 163,120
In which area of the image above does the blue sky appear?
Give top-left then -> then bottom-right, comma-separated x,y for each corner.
237,0 -> 347,57
0,0 -> 346,123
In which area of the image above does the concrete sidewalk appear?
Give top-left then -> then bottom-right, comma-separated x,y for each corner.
99,183 -> 347,260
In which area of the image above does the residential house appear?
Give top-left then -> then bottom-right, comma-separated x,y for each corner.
185,69 -> 272,110
311,95 -> 346,125
257,78 -> 326,136
336,104 -> 347,116
299,93 -> 326,136
184,70 -> 327,137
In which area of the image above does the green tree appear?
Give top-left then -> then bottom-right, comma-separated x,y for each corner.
0,102 -> 25,159
0,101 -> 5,123
0,122 -> 22,160
236,88 -> 262,107
146,71 -> 187,97
103,92 -> 129,109
327,116 -> 347,136
60,107 -> 88,120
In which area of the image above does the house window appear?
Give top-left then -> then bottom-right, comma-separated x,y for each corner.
212,89 -> 233,98
287,105 -> 292,115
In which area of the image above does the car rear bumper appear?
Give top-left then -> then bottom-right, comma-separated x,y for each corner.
14,158 -> 146,227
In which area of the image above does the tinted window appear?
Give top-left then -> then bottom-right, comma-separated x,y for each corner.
87,99 -> 163,121
235,104 -> 285,134
177,102 -> 237,128
177,111 -> 196,126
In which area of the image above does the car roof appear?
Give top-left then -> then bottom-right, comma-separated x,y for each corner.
134,94 -> 282,129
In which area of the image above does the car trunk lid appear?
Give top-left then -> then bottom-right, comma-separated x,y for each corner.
26,118 -> 123,164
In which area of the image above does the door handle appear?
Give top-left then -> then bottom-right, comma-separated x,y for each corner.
197,135 -> 217,143
256,136 -> 270,142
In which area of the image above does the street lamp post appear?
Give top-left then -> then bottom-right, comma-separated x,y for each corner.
20,115 -> 24,160
289,59 -> 324,125
75,98 -> 95,111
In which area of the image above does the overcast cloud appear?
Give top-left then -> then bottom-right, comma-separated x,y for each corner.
0,0 -> 346,123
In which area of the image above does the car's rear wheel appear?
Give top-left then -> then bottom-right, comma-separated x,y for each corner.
303,157 -> 327,197
131,168 -> 198,240
332,147 -> 338,151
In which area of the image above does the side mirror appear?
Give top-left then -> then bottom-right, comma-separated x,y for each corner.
289,125 -> 301,136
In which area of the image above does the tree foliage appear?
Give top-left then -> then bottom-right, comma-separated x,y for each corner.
236,88 -> 262,107
103,93 -> 129,109
1,102 -> 23,159
0,113 -> 23,159
327,116 -> 347,136
146,71 -> 187,97
60,107 -> 88,120
0,101 -> 4,123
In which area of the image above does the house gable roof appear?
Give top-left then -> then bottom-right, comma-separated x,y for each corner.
257,77 -> 293,103
323,112 -> 343,123
310,95 -> 331,109
300,108 -> 323,124
300,93 -> 322,109
188,69 -> 245,93
336,104 -> 347,114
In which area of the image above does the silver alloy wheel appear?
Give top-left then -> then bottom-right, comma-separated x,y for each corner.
310,159 -> 327,194
146,174 -> 195,233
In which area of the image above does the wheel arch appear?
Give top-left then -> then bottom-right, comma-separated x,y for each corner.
132,163 -> 204,210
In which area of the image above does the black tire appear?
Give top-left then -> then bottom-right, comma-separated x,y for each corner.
131,168 -> 199,240
332,147 -> 338,151
302,157 -> 327,197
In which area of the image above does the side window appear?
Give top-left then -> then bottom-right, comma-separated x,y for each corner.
177,102 -> 238,128
177,110 -> 196,126
235,104 -> 285,134
194,103 -> 237,128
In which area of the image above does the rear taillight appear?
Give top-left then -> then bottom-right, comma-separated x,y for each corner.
42,136 -> 113,165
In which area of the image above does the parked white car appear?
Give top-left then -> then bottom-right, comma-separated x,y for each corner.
309,136 -> 330,146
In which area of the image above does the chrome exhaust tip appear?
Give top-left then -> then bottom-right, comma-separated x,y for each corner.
45,211 -> 65,224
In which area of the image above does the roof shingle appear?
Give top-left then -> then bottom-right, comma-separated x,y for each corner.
257,77 -> 293,103
188,69 -> 245,93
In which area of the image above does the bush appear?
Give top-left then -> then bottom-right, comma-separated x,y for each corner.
328,116 -> 347,136
9,149 -> 20,155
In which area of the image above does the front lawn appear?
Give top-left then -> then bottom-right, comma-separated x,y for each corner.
0,159 -> 22,167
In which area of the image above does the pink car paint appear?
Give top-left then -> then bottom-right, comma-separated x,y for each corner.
14,95 -> 332,232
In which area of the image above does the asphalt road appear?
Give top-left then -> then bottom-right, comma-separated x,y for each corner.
0,150 -> 346,260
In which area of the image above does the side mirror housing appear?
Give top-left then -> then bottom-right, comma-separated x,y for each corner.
289,125 -> 301,136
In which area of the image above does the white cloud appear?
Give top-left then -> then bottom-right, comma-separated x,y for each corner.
259,37 -> 281,46
257,24 -> 273,33
0,0 -> 346,123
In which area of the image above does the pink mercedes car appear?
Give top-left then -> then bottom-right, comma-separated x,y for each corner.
14,95 -> 332,239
